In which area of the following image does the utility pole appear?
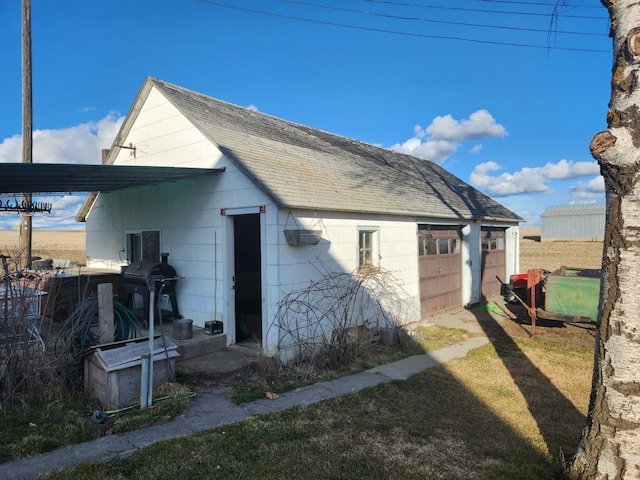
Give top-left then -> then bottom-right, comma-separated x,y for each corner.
20,0 -> 32,270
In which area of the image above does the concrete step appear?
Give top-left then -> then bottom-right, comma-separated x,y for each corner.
170,327 -> 227,361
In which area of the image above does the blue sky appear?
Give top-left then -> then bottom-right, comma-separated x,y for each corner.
0,0 -> 611,229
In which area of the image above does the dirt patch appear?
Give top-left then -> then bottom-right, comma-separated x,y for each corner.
498,303 -> 596,345
0,229 -> 86,264
520,227 -> 602,272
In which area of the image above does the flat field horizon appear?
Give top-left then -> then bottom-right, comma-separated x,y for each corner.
0,226 -> 604,272
0,229 -> 86,264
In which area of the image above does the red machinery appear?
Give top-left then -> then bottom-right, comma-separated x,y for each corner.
500,267 -> 600,332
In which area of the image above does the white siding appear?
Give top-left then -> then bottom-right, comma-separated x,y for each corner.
267,209 -> 420,301
111,87 -> 223,168
505,226 -> 520,280
461,223 -> 480,306
263,209 -> 421,357
86,86 -> 274,338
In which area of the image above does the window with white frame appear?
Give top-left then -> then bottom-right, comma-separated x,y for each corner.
126,230 -> 160,263
358,227 -> 379,269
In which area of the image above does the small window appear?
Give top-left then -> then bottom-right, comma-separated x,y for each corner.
438,238 -> 449,255
426,237 -> 437,256
128,233 -> 142,263
497,238 -> 505,250
451,238 -> 460,254
418,237 -> 425,257
358,228 -> 379,269
126,230 -> 160,263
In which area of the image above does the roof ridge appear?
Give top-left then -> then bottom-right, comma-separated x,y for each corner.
144,77 -> 522,223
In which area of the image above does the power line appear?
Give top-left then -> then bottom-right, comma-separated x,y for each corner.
474,0 -> 602,9
198,1 -> 609,53
361,0 -> 607,20
285,0 -> 607,37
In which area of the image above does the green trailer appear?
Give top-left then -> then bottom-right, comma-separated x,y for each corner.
538,267 -> 600,324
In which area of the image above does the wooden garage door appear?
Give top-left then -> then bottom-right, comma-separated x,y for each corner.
418,226 -> 462,317
481,227 -> 506,299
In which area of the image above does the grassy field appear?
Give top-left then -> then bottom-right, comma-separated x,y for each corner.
41,328 -> 593,480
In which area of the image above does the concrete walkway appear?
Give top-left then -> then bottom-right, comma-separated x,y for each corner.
0,306 -> 507,480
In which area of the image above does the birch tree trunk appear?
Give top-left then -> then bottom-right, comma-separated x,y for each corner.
569,2 -> 640,478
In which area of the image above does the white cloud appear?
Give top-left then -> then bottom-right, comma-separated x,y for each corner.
247,104 -> 258,112
587,175 -> 605,192
470,159 -> 603,197
0,113 -> 124,165
425,110 -> 507,142
569,175 -> 606,201
389,110 -> 507,164
543,159 -> 600,179
390,137 -> 459,164
470,144 -> 483,154
0,114 -> 124,229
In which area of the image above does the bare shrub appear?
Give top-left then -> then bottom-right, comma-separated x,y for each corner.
0,252 -> 88,410
273,264 -> 416,375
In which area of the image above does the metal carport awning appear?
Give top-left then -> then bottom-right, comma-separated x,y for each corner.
0,163 -> 225,194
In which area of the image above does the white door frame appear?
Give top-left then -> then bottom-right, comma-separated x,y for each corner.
222,206 -> 266,346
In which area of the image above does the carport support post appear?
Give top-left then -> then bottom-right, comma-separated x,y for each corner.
97,283 -> 114,344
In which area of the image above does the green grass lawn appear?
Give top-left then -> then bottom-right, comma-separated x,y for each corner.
0,383 -> 193,464
0,325 -> 469,463
229,325 -> 473,404
40,327 -> 593,480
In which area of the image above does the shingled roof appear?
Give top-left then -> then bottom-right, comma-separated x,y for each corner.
129,78 -> 522,222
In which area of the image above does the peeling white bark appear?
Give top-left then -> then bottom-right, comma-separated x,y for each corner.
570,1 -> 640,479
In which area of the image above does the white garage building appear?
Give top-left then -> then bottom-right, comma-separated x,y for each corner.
77,77 -> 522,357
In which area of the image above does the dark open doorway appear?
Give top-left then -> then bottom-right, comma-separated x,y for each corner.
233,214 -> 262,344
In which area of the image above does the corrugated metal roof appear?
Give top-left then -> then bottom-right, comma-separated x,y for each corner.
541,204 -> 606,217
142,78 -> 522,223
0,163 -> 223,194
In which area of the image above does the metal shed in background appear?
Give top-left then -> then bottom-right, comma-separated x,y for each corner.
541,204 -> 606,241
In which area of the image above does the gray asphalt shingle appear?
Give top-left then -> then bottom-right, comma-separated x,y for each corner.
150,78 -> 521,222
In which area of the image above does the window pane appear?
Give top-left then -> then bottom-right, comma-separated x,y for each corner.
360,231 -> 371,250
127,230 -> 160,263
359,230 -> 374,266
490,238 -> 497,250
438,238 -> 449,255
359,249 -> 372,266
497,238 -> 505,250
426,238 -> 437,255
482,238 -> 490,251
127,233 -> 142,263
418,238 -> 425,257
142,231 -> 160,262
451,238 -> 460,254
